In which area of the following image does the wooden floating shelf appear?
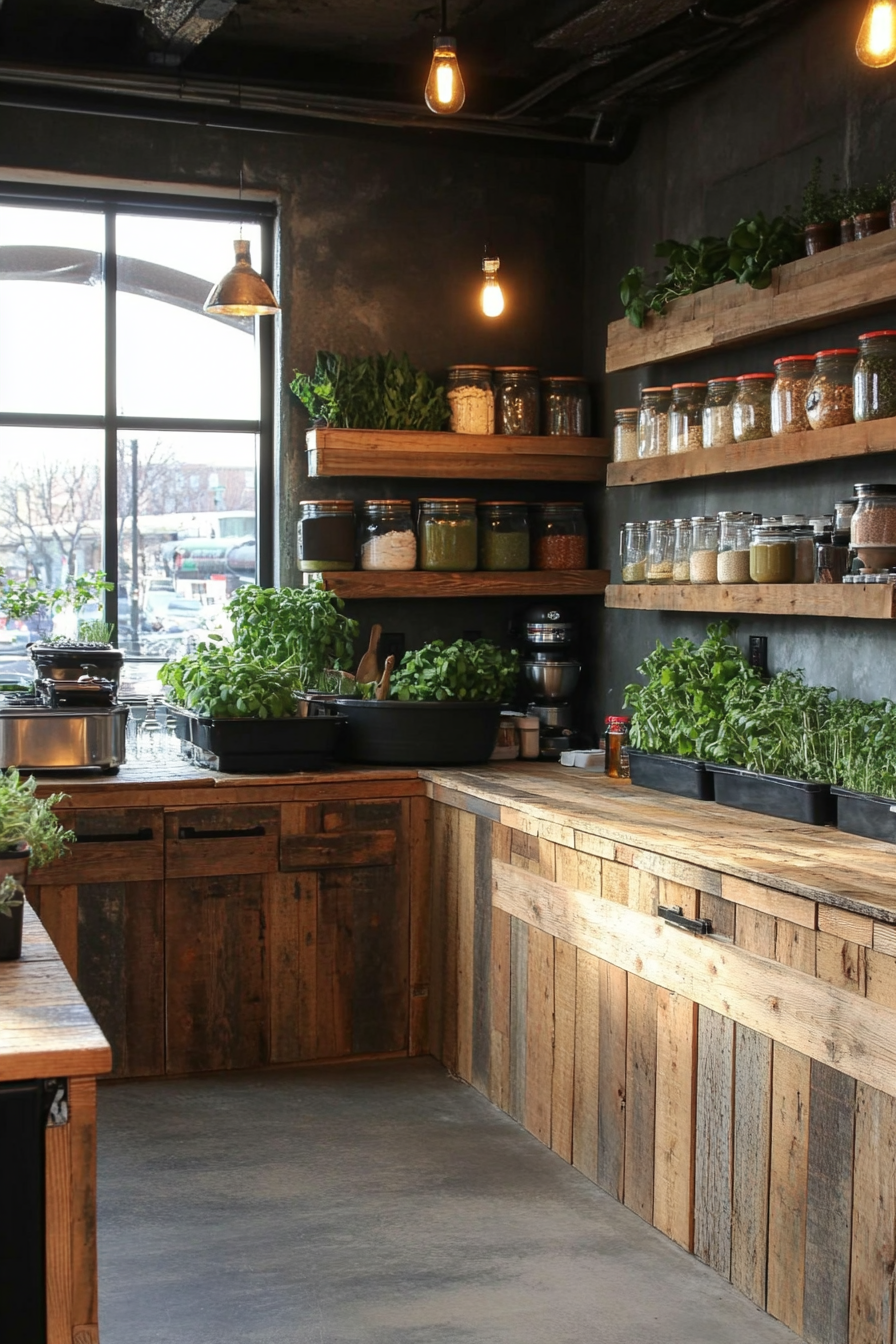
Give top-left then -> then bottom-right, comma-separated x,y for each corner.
307,428 -> 609,482
606,415 -> 896,487
319,569 -> 610,599
606,230 -> 896,373
605,582 -> 896,620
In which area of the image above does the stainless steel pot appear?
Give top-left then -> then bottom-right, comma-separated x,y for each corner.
0,706 -> 129,771
522,659 -> 581,701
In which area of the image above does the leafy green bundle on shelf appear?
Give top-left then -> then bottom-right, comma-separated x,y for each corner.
290,350 -> 450,431
389,638 -> 519,703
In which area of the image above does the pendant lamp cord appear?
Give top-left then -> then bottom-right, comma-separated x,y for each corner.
440,0 -> 447,35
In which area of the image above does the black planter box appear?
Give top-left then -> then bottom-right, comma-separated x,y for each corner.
170,706 -> 346,773
706,765 -> 835,826
833,787 -> 896,843
629,749 -> 715,801
335,699 -> 502,765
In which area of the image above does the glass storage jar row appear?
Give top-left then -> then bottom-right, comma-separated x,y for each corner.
620,513 -> 821,585
448,366 -> 591,436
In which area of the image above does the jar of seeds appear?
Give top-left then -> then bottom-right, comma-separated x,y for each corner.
702,376 -> 737,449
717,512 -> 752,584
732,373 -> 774,442
771,355 -> 814,435
672,518 -> 692,582
620,521 -> 648,583
447,366 -> 495,434
638,387 -> 671,458
854,332 -> 896,422
668,383 -> 707,454
646,519 -> 675,584
613,408 -> 639,462
805,349 -> 856,429
689,516 -> 720,584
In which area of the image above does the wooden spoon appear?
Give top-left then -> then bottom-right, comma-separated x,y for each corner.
356,623 -> 382,684
375,655 -> 394,701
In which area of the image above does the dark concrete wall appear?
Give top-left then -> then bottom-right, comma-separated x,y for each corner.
586,0 -> 896,728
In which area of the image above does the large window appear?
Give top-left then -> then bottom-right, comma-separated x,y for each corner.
0,185 -> 275,676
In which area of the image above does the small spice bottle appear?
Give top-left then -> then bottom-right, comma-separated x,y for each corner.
418,499 -> 478,571
532,502 -> 588,569
732,373 -> 774,442
689,516 -> 720,584
541,377 -> 590,435
613,408 -> 639,462
297,500 -> 356,572
358,500 -> 417,571
494,367 -> 539,435
604,716 -> 631,779
749,524 -> 795,583
854,332 -> 896,422
620,521 -> 648,583
771,356 -> 814,435
805,349 -> 856,429
668,383 -> 708,454
638,387 -> 671,458
646,520 -> 675,584
447,366 -> 494,435
717,512 -> 752,584
477,502 -> 530,571
702,377 -> 737,449
672,518 -> 692,582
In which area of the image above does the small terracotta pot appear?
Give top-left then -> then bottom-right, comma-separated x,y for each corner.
804,222 -> 840,255
0,843 -> 30,963
854,210 -> 889,240
840,218 -> 856,245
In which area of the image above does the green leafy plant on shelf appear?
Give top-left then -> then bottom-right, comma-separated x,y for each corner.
290,350 -> 450,431
0,568 -> 115,643
389,639 -> 520,702
800,157 -> 841,227
726,212 -> 802,289
0,769 -> 74,870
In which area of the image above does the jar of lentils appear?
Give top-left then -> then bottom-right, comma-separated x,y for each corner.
854,332 -> 896,422
447,366 -> 494,435
732,373 -> 774,442
806,349 -> 856,429
689,516 -> 720,584
532,502 -> 588,569
620,521 -> 648,583
613,408 -> 639,462
672,518 -> 692,582
477,501 -> 530,570
638,387 -> 671,458
702,376 -> 737,449
717,512 -> 752,584
418,498 -> 478,571
541,377 -> 590,435
646,519 -> 675,584
770,355 -> 814,435
494,367 -> 540,435
668,383 -> 707,454
358,500 -> 417,571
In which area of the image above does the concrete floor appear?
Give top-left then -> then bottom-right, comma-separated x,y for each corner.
97,1058 -> 797,1344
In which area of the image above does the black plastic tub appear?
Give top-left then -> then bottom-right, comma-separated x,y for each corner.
335,699 -> 502,765
628,749 -> 715,801
833,787 -> 896,843
170,706 -> 346,773
706,765 -> 835,826
30,642 -> 124,690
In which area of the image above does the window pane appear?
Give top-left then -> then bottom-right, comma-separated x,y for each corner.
0,427 -> 104,669
116,215 -> 262,420
0,205 -> 105,414
116,430 -> 256,658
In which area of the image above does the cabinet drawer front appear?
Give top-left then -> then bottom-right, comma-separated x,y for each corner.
280,830 -> 397,871
165,805 -> 280,876
36,808 -> 164,884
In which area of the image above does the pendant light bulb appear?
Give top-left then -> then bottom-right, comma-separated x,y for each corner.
425,35 -> 466,114
204,239 -> 280,317
857,0 -> 896,65
481,255 -> 504,318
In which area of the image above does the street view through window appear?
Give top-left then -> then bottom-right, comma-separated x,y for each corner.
0,200 -> 264,690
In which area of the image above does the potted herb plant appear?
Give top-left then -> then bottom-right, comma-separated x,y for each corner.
851,177 -> 892,239
0,567 -> 122,689
800,159 -> 840,255
0,770 -> 73,961
830,697 -> 896,842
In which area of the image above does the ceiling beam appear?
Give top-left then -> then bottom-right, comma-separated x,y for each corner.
94,0 -> 238,48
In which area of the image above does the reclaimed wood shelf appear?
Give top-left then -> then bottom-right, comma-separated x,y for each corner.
306,428 -> 609,481
606,230 -> 896,373
605,582 -> 896,619
319,569 -> 610,599
606,415 -> 896,487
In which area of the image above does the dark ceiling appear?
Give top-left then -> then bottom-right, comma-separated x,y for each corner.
0,0 -> 809,158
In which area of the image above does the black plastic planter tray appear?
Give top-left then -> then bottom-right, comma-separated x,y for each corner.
629,749 -> 715,801
170,706 -> 346,773
833,787 -> 896,843
335,699 -> 502,765
706,765 -> 835,826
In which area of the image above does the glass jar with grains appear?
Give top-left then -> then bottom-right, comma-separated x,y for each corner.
646,519 -> 675,584
358,500 -> 417,571
297,500 -> 356,572
668,383 -> 708,454
477,501 -> 530,571
620,521 -> 648,583
638,387 -> 671,458
613,408 -> 639,463
782,516 -> 815,584
672,518 -> 692,582
494,367 -> 540,436
541,377 -> 591,436
717,512 -> 752,584
418,499 -> 478,571
447,365 -> 495,435
532,502 -> 588,569
805,349 -> 856,429
749,524 -> 795,583
702,377 -> 737,449
771,355 -> 814,435
732,373 -> 774,442
851,483 -> 896,567
689,516 -> 720,584
853,332 -> 896,422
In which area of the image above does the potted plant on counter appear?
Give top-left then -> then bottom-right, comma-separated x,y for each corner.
0,770 -> 73,961
800,158 -> 841,255
830,697 -> 896,842
0,568 -> 122,692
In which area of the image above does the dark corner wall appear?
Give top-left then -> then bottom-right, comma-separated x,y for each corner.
586,0 -> 896,729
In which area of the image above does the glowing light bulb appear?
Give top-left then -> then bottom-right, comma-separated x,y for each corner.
425,37 -> 466,114
481,256 -> 505,318
857,0 -> 896,66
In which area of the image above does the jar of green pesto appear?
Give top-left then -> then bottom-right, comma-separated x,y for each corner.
418,498 -> 478,571
478,502 -> 530,570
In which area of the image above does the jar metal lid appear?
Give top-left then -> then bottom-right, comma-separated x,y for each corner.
478,500 -> 528,507
707,375 -> 738,382
448,364 -> 492,370
533,500 -> 584,508
614,407 -> 639,414
751,524 -> 793,536
858,331 -> 896,339
541,375 -> 585,382
672,517 -> 693,525
854,483 -> 896,494
493,365 -> 538,372
648,518 -> 676,525
814,348 -> 858,357
736,372 -> 775,380
299,499 -> 354,509
606,715 -> 631,724
641,386 -> 672,393
690,515 -> 718,523
363,499 -> 411,507
671,381 -> 708,388
773,355 -> 815,365
418,497 -> 477,503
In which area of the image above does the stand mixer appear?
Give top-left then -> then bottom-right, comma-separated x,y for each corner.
520,603 -> 582,760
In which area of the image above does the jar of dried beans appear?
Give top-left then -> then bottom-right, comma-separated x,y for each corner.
689,516 -> 719,584
805,349 -> 856,429
477,501 -> 530,571
771,355 -> 814,435
732,373 -> 774,442
532,502 -> 588,569
447,365 -> 495,434
854,332 -> 896,422
702,377 -> 737,449
668,382 -> 707,454
613,408 -> 639,462
851,483 -> 896,569
638,386 -> 671,458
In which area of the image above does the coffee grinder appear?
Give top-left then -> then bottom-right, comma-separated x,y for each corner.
520,603 -> 581,760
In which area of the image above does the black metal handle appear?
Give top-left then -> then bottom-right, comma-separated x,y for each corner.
659,904 -> 713,936
77,828 -> 153,843
178,825 -> 266,840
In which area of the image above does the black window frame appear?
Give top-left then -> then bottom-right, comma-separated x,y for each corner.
0,181 -> 278,636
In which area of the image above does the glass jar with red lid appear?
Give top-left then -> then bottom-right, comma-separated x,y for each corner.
805,349 -> 857,429
604,716 -> 630,778
732,373 -> 774,442
854,332 -> 896,422
770,356 -> 814,435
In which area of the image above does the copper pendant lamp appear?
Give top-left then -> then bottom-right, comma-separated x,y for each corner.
204,237 -> 280,317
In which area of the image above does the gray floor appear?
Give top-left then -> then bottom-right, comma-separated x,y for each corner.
97,1058 -> 796,1344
